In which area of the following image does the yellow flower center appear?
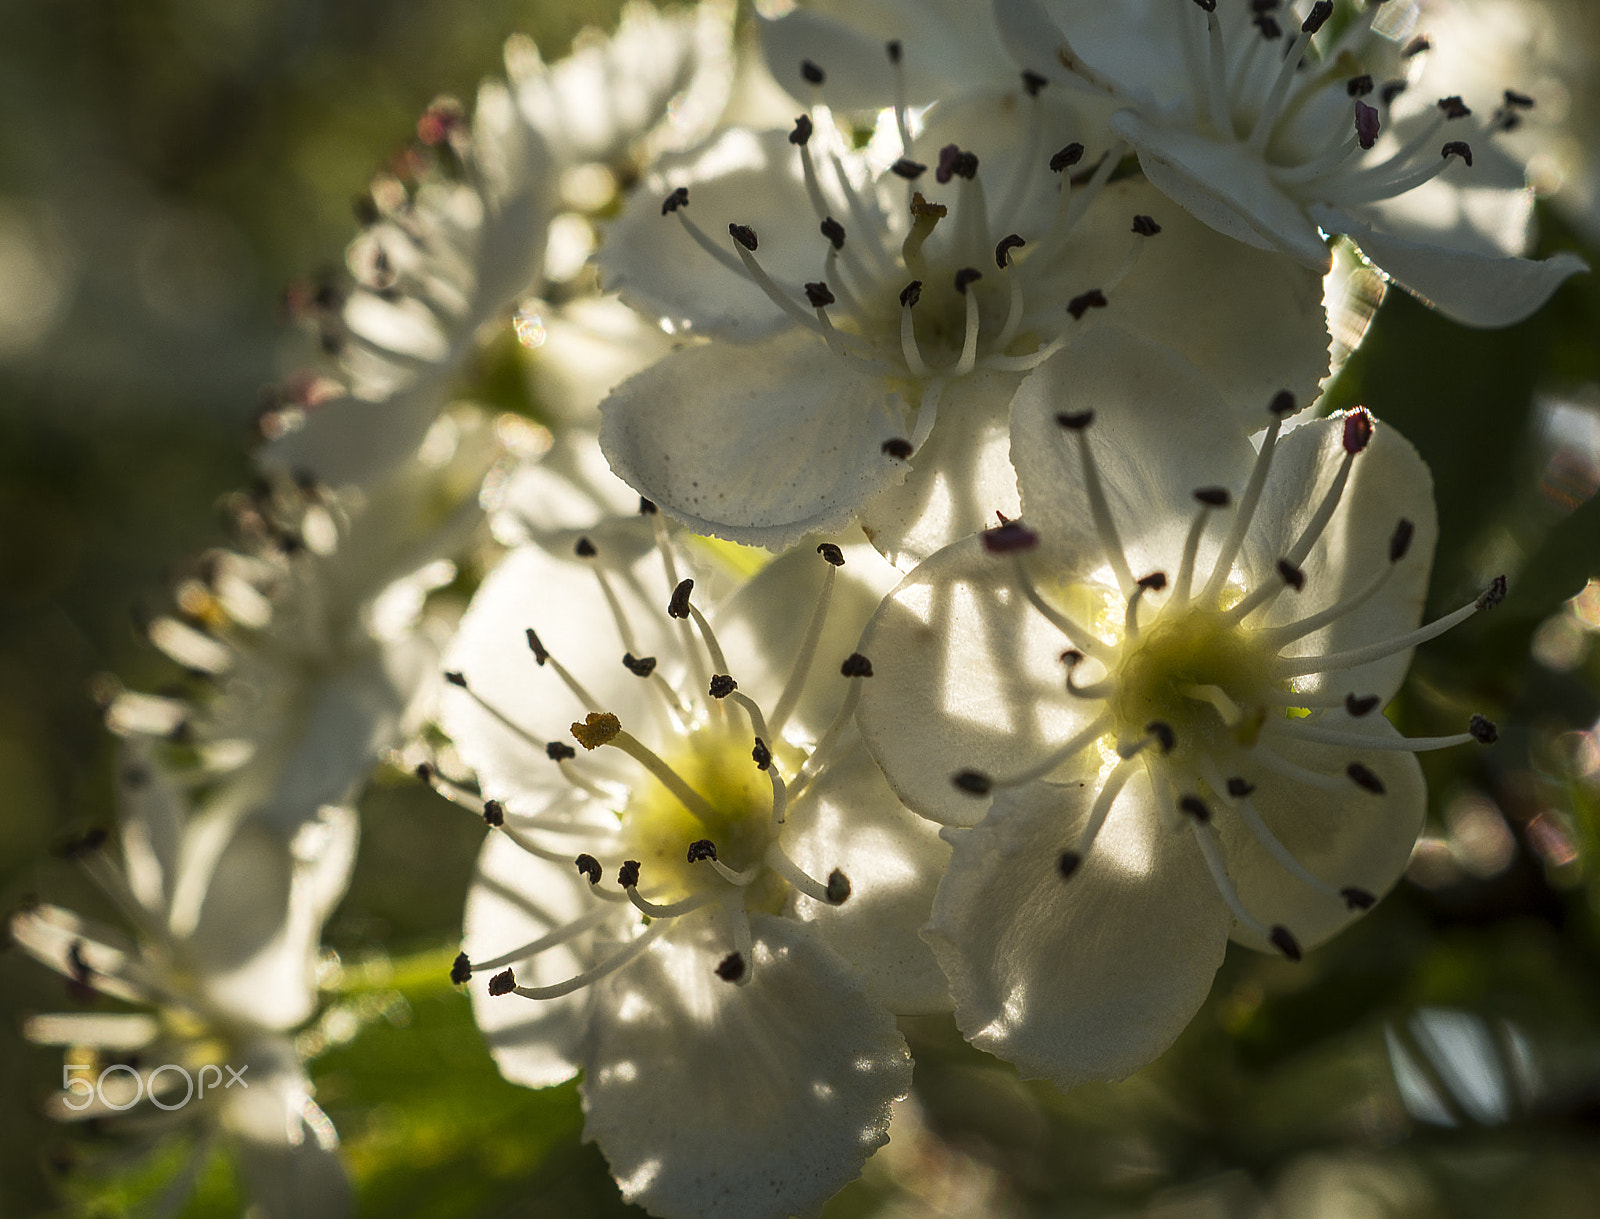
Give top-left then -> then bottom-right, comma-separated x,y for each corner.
620,727 -> 786,910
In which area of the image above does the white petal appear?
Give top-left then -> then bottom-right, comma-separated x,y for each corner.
1240,413 -> 1438,703
491,429 -> 643,546
859,372 -> 1023,570
1105,179 -> 1331,412
463,830 -> 608,1089
760,3 -> 1015,109
441,536 -> 666,812
22,1011 -> 162,1050
1112,110 -> 1334,271
528,295 -> 675,429
599,329 -> 909,551
256,375 -> 454,491
1309,203 -> 1587,327
713,537 -> 899,737
783,740 -> 952,1014
926,766 -> 1231,1089
241,644 -> 424,836
994,0 -> 1171,98
582,912 -> 910,1219
594,128 -> 827,341
186,819 -> 316,1030
9,904 -> 151,1004
224,1038 -> 352,1219
117,744 -> 185,920
508,1 -> 733,168
856,533 -> 1099,828
1009,328 -> 1257,570
1223,716 -> 1425,953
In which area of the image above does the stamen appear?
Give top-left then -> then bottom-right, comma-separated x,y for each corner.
727,906 -> 755,986
1346,762 -> 1386,794
684,599 -> 732,677
729,226 -> 830,334
652,514 -> 712,704
1200,393 -> 1292,604
1200,755 -> 1348,904
1261,518 -> 1411,646
1175,487 -> 1230,603
907,380 -> 945,453
1203,9 -> 1234,138
1009,553 -> 1108,658
605,729 -> 721,825
1248,744 -> 1349,791
1276,577 -> 1505,678
957,712 -> 1113,794
765,841 -> 848,905
954,270 -> 983,376
1231,411 -> 1371,620
1055,412 -> 1136,594
526,629 -> 604,711
886,42 -> 913,158
501,919 -> 669,1000
669,202 -> 750,278
626,886 -> 717,919
1246,11 -> 1324,152
1183,683 -> 1244,726
767,546 -> 840,736
1058,757 -> 1136,878
1268,720 -> 1483,752
1124,571 -> 1167,637
469,903 -> 618,973
1188,817 -> 1299,959
785,661 -> 869,804
899,280 -> 930,377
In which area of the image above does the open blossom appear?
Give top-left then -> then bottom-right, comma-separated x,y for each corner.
109,421 -> 493,836
438,514 -> 947,1219
1415,0 -> 1600,244
11,749 -> 354,1218
598,48 -> 1329,562
856,328 -> 1502,1088
258,2 -> 735,490
998,0 -> 1585,326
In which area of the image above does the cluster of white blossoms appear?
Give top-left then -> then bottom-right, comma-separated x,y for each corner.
11,2 -> 1589,1217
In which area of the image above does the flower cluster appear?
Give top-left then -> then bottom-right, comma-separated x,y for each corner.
10,3 -> 1588,1218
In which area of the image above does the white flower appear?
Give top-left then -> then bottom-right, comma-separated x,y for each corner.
855,328 -> 1503,1089
11,749 -> 353,1219
438,516 -> 948,1219
259,92 -> 557,488
1414,0 -> 1600,244
258,3 -> 736,489
505,0 -> 735,176
597,60 -> 1329,562
998,0 -> 1586,325
109,421 -> 493,836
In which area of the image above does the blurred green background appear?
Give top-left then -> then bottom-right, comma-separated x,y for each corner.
2,1 -> 1599,1216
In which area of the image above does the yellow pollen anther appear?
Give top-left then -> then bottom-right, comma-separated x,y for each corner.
571,712 -> 622,750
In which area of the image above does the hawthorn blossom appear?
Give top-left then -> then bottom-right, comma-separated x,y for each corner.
109,420 -> 494,837
11,749 -> 353,1218
259,90 -> 557,489
598,56 -> 1329,562
998,0 -> 1586,326
1416,0 -> 1600,244
258,2 -> 735,489
438,515 -> 947,1219
856,328 -> 1502,1088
